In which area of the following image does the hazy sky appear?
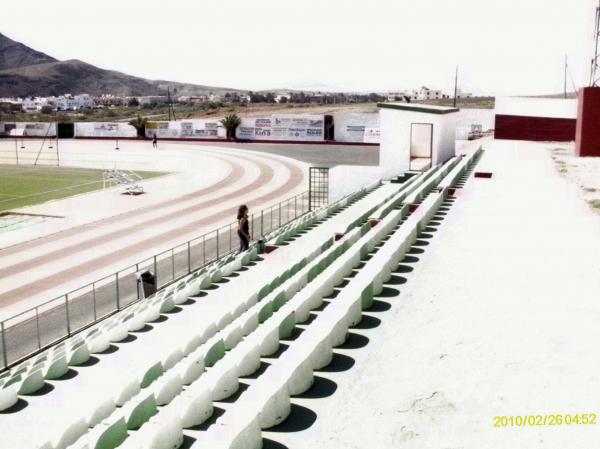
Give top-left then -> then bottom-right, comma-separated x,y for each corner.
2,0 -> 597,95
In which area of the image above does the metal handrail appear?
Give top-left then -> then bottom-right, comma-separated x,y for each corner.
0,190 -> 310,371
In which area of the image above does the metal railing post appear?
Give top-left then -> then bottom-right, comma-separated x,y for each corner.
216,230 -> 220,259
187,242 -> 191,273
116,272 -> 121,310
261,211 -> 264,237
92,283 -> 97,321
35,307 -> 41,349
203,235 -> 206,265
171,250 -> 175,281
278,203 -> 282,228
153,256 -> 158,287
229,224 -> 232,252
65,295 -> 71,335
1,321 -> 7,369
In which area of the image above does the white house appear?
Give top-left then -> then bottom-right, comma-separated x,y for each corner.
22,97 -> 50,112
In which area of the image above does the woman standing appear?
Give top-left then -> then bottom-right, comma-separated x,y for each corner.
237,205 -> 250,251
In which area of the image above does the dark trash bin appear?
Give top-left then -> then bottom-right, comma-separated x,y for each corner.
136,270 -> 157,299
257,239 -> 266,254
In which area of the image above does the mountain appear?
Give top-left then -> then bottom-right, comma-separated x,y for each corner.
0,33 -> 57,71
0,33 -> 238,97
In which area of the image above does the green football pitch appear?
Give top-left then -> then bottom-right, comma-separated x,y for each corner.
0,165 -> 166,213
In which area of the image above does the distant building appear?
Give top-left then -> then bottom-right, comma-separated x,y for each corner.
0,98 -> 22,113
137,96 -> 170,106
456,88 -> 472,99
53,94 -> 95,111
417,86 -> 443,101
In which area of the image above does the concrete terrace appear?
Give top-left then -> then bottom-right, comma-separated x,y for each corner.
0,139 -> 598,449
265,139 -> 600,449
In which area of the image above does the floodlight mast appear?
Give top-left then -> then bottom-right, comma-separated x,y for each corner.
590,0 -> 600,86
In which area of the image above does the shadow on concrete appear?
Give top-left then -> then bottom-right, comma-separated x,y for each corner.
0,398 -> 28,414
394,264 -> 414,273
317,352 -> 355,372
53,368 -> 78,381
386,274 -> 407,285
353,315 -> 381,330
369,300 -> 392,312
337,332 -> 369,349
189,406 -> 226,431
179,435 -> 197,449
268,403 -> 317,433
216,381 -> 249,403
97,344 -> 119,354
264,343 -> 289,359
294,375 -> 338,399
119,334 -> 137,343
282,327 -> 304,341
26,382 -> 54,396
132,324 -> 153,333
262,438 -> 291,449
377,286 -> 400,297
77,356 -> 100,367
241,361 -> 271,379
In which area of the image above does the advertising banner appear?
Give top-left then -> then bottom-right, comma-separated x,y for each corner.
146,120 -> 225,139
236,114 -> 324,141
75,122 -> 136,137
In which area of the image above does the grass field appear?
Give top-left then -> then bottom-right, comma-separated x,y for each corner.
0,165 -> 166,212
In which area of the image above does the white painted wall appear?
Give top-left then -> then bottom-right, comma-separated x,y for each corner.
5,122 -> 57,137
328,165 -> 382,203
495,97 -> 578,119
379,108 -> 411,179
74,122 -> 137,138
332,112 -> 380,143
379,105 -> 458,179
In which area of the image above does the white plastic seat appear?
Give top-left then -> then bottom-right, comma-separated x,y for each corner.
41,355 -> 69,380
195,407 -> 262,449
119,408 -> 183,449
165,384 -> 212,428
151,372 -> 183,406
0,384 -> 18,411
120,391 -> 158,430
173,348 -> 205,385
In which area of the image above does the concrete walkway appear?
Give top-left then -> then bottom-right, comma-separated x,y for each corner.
264,139 -> 600,449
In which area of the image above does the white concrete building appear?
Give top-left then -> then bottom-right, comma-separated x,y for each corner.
21,97 -> 49,112
378,102 -> 459,179
417,86 -> 444,101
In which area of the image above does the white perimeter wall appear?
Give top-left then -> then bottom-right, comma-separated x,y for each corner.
495,97 -> 578,119
1,122 -> 57,137
332,112 -> 380,143
75,122 -> 137,138
328,165 -> 382,203
379,108 -> 457,179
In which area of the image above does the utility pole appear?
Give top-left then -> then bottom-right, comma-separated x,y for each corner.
453,66 -> 459,108
564,54 -> 568,99
591,0 -> 600,86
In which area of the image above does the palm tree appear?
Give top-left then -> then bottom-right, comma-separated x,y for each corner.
220,114 -> 242,140
128,115 -> 148,138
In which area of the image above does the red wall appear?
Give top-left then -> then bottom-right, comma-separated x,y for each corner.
494,114 -> 576,142
575,87 -> 600,157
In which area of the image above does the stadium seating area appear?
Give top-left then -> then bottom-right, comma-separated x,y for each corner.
0,148 -> 481,449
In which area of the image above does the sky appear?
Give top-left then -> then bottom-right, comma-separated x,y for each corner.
1,0 -> 598,95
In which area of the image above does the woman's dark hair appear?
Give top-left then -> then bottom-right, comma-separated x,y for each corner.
237,204 -> 248,220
